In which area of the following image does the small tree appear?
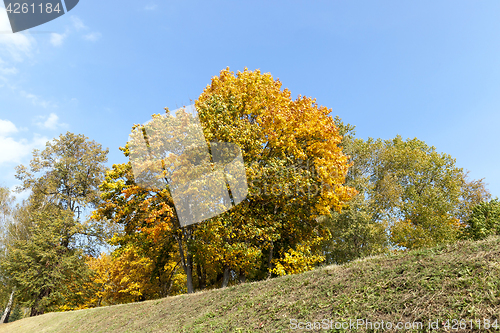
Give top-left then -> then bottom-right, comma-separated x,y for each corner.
460,198 -> 500,241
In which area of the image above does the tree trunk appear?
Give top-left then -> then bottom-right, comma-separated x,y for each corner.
30,305 -> 42,317
238,269 -> 246,284
196,263 -> 206,290
166,264 -> 180,296
175,232 -> 194,294
0,289 -> 14,323
267,241 -> 274,279
30,288 -> 49,317
221,265 -> 230,288
30,300 -> 45,317
185,253 -> 194,294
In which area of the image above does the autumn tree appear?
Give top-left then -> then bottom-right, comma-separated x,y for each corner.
190,69 -> 354,276
94,68 -> 356,295
92,159 -> 189,293
58,242 -> 186,311
196,68 -> 356,279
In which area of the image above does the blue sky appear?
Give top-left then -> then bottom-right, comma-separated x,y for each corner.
0,0 -> 499,203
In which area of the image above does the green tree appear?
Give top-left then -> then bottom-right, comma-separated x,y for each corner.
15,132 -> 108,211
460,198 -> 500,240
322,123 -> 491,258
321,122 -> 389,264
1,199 -> 91,316
1,132 -> 110,316
14,132 -> 110,255
379,136 -> 490,249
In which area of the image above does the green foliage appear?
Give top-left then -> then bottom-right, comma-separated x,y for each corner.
13,132 -> 111,257
1,201 -> 92,316
323,119 -> 491,258
381,136 -> 489,249
0,186 -> 16,312
322,200 -> 389,265
15,132 -> 109,211
0,133 -> 110,316
322,125 -> 389,264
460,198 -> 500,240
7,304 -> 23,322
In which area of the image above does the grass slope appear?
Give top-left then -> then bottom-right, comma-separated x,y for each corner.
0,236 -> 499,333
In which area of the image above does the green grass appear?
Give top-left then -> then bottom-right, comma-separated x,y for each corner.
1,236 -> 499,332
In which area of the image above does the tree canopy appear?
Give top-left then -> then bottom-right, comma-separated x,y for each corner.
93,68 -> 357,294
1,132 -> 109,317
322,123 -> 491,263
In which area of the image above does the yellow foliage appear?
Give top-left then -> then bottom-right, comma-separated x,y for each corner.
196,67 -> 356,216
272,243 -> 325,276
92,67 -> 357,292
67,248 -> 161,308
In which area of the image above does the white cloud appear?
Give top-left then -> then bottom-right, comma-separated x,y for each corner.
0,66 -> 17,75
19,90 -> 57,108
50,32 -> 67,47
47,16 -> 100,45
0,8 -> 35,61
145,4 -> 158,10
0,9 -> 33,87
47,17 -> 87,47
34,113 -> 66,130
70,16 -> 87,31
0,123 -> 48,165
0,119 -> 18,136
0,57 -> 17,75
83,32 -> 101,42
0,136 -> 31,164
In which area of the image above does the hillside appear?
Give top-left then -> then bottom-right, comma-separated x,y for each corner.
0,236 -> 499,333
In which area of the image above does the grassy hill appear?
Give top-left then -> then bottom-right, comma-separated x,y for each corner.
0,236 -> 499,333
